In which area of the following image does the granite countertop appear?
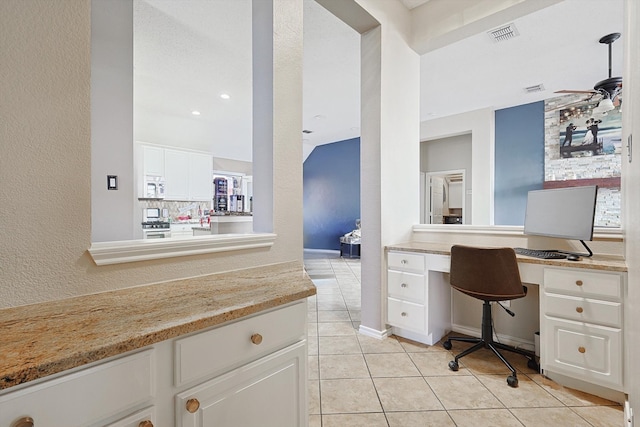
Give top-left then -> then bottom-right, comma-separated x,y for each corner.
0,261 -> 316,391
387,241 -> 628,272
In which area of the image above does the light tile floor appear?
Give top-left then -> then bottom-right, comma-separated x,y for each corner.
304,252 -> 623,427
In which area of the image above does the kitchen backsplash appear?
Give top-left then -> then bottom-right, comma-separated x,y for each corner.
139,200 -> 212,220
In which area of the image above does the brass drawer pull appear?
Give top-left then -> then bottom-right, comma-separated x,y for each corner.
576,307 -> 584,313
139,421 -> 154,427
11,417 -> 34,427
401,283 -> 407,288
251,333 -> 263,345
186,398 -> 200,413
578,346 -> 586,354
401,259 -> 407,265
576,280 -> 584,286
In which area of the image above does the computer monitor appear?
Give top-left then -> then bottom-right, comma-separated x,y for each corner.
523,185 -> 598,257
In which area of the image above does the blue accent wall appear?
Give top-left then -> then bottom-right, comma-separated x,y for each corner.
303,138 -> 360,250
495,101 -> 545,225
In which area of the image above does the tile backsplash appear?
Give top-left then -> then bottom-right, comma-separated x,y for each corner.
139,200 -> 212,220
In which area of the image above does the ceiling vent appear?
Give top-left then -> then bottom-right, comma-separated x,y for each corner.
488,23 -> 519,43
524,84 -> 545,94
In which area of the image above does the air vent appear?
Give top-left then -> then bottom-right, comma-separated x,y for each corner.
487,23 -> 519,42
524,84 -> 545,93
302,129 -> 313,134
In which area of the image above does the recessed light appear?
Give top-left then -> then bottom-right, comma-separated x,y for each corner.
191,110 -> 201,116
220,93 -> 230,100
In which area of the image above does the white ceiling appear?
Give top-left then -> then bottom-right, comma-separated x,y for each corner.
133,0 -> 624,162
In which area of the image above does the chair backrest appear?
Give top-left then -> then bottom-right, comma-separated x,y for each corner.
449,245 -> 525,301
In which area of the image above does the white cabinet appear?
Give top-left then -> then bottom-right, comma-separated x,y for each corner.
176,342 -> 306,427
142,145 -> 164,177
136,143 -> 212,202
0,302 -> 308,427
164,148 -> 190,200
189,153 -> 214,201
386,251 -> 451,345
541,268 -> 625,391
0,350 -> 155,427
171,223 -> 198,239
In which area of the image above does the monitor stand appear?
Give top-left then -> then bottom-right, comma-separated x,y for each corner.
559,240 -> 593,258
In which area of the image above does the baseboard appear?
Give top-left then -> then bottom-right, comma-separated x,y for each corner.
303,248 -> 341,255
451,323 -> 535,352
358,324 -> 391,340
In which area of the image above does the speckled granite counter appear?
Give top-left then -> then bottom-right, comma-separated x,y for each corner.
0,261 -> 316,390
387,241 -> 628,272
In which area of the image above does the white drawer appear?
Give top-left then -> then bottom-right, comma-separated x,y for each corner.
174,302 -> 306,387
388,251 -> 425,273
543,316 -> 622,390
388,270 -> 425,302
544,292 -> 622,328
0,350 -> 154,427
106,406 -> 155,427
388,298 -> 425,333
544,268 -> 622,300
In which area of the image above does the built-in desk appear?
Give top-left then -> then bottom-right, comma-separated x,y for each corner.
385,241 -> 628,402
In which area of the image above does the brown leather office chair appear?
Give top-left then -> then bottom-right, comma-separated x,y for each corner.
443,245 -> 538,387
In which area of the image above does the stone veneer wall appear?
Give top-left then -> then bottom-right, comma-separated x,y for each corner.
544,95 -> 621,227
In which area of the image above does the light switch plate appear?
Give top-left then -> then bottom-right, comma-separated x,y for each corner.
107,175 -> 118,190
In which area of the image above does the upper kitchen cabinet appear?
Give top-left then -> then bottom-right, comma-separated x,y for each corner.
136,143 -> 213,202
164,148 -> 190,200
189,152 -> 214,201
143,145 -> 164,177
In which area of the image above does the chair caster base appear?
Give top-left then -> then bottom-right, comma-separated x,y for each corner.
448,360 -> 459,371
443,340 -> 452,350
507,375 -> 518,387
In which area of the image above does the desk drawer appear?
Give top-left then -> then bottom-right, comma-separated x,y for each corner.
174,302 -> 306,387
388,270 -> 425,302
388,251 -> 425,273
544,268 -> 622,300
543,316 -> 622,390
388,298 -> 425,333
544,293 -> 622,328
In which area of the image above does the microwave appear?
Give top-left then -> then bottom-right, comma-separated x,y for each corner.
143,207 -> 161,222
144,175 -> 165,199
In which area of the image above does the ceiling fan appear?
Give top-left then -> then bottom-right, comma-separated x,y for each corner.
554,33 -> 622,114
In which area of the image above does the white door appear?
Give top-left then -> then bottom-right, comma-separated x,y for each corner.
430,176 -> 444,224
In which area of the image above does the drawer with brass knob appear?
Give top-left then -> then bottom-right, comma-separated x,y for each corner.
543,293 -> 622,328
173,301 -> 306,387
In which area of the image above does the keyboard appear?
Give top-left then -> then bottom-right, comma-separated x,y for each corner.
514,248 -> 567,259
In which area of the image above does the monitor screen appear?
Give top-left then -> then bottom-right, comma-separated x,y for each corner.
524,185 -> 598,241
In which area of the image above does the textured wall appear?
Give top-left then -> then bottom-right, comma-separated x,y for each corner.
0,0 -> 304,309
303,138 -> 360,250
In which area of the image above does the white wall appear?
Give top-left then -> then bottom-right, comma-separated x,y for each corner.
421,108 -> 494,225
0,0 -> 304,309
91,0 -> 135,242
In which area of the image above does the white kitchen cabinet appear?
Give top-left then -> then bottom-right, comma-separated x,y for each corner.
171,223 -> 199,239
164,149 -> 190,200
176,342 -> 306,427
189,152 -> 213,201
386,251 -> 451,345
0,301 -> 308,427
0,350 -> 155,427
541,267 -> 625,391
142,145 -> 164,177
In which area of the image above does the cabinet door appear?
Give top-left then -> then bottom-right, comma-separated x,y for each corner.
188,153 -> 213,201
176,341 -> 307,427
164,149 -> 190,200
143,145 -> 164,177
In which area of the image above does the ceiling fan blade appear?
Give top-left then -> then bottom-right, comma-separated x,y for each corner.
554,89 -> 597,94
